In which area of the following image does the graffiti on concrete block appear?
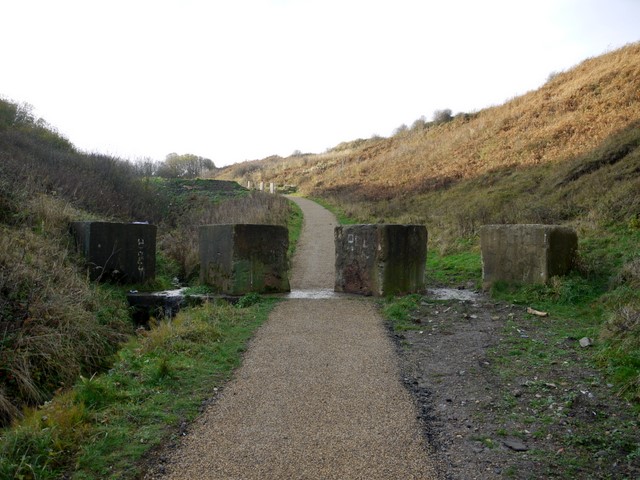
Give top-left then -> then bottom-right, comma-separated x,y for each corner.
137,238 -> 146,275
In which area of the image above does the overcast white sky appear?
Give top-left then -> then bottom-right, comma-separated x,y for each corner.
2,0 -> 639,166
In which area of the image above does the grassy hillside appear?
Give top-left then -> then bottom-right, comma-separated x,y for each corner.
218,42 -> 639,245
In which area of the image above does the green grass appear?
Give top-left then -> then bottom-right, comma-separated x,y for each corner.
309,196 -> 359,225
0,298 -> 276,479
382,294 -> 424,331
491,273 -> 605,320
502,227 -> 639,403
426,248 -> 482,287
147,177 -> 248,207
287,198 -> 304,259
182,284 -> 214,296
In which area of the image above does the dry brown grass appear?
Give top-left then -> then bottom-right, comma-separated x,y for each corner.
0,194 -> 131,425
219,43 -> 640,202
0,227 -> 131,423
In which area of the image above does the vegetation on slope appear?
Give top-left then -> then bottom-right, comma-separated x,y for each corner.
0,102 -> 144,426
0,102 -> 167,224
0,197 -> 131,426
219,44 -> 640,244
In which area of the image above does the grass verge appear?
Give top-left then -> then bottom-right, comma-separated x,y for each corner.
0,297 -> 276,479
287,198 -> 304,259
309,197 -> 359,225
426,248 -> 482,287
382,294 -> 424,332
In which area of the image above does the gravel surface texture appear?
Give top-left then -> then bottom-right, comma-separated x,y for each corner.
287,196 -> 337,290
156,197 -> 438,479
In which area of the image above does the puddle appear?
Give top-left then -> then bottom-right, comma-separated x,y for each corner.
427,288 -> 480,302
128,287 -> 187,297
284,289 -> 342,299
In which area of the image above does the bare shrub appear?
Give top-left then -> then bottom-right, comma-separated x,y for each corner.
546,70 -> 563,83
411,116 -> 427,130
393,124 -> 408,135
433,108 -> 453,124
601,305 -> 640,341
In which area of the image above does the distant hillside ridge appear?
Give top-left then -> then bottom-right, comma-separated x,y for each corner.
217,42 -> 640,204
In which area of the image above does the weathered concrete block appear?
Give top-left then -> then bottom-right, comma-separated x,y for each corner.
71,222 -> 157,283
199,224 -> 290,295
480,224 -> 578,288
334,224 -> 427,296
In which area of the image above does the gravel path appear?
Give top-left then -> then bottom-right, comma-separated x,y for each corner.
161,197 -> 438,479
287,196 -> 337,290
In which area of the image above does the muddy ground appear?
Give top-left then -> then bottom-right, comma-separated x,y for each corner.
392,286 -> 639,479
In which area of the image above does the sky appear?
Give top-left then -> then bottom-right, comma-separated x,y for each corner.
2,0 -> 639,167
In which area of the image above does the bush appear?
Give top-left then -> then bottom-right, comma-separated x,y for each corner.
433,108 -> 453,123
613,257 -> 640,289
411,116 -> 427,130
393,123 -> 408,135
599,305 -> 640,400
236,292 -> 262,308
0,97 -> 170,223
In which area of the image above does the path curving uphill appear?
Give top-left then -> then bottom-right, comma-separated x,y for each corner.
287,196 -> 337,290
160,197 -> 438,479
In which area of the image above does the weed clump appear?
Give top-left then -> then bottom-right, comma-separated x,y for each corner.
599,305 -> 640,400
236,292 -> 262,308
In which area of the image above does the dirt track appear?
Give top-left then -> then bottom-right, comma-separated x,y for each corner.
158,196 -> 439,479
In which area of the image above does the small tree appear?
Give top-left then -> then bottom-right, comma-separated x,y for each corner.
433,108 -> 453,124
393,123 -> 408,135
134,158 -> 157,177
157,153 -> 216,178
411,116 -> 427,130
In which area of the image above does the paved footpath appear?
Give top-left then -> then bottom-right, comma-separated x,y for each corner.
162,197 -> 438,479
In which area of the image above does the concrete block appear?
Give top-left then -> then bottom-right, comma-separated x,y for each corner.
199,224 -> 290,294
71,221 -> 157,283
334,224 -> 427,296
480,224 -> 578,288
